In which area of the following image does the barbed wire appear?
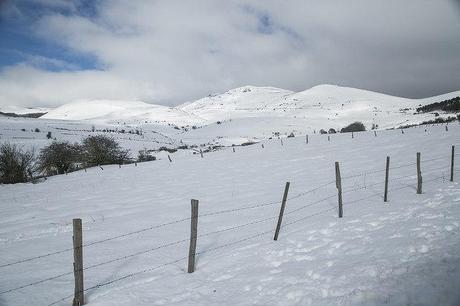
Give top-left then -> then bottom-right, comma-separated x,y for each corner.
287,180 -> 335,201
0,217 -> 191,268
282,207 -> 336,228
1,149 -> 457,302
47,256 -> 189,306
284,194 -> 337,216
0,215 -> 281,294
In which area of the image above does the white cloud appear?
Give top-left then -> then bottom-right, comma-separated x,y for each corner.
1,0 -> 459,108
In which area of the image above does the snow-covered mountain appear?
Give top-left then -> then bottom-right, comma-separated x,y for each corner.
179,84 -> 460,129
40,85 -> 460,131
42,99 -> 205,126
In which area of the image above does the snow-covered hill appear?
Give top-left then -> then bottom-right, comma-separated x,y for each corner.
42,99 -> 205,126
179,84 -> 460,130
1,124 -> 459,305
35,85 -> 459,133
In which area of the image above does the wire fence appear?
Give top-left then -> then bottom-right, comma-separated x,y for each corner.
0,144 -> 457,305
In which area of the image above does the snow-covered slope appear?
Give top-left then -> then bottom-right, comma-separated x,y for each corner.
180,84 -> 460,129
1,124 -> 459,305
180,86 -> 294,120
37,85 -> 459,134
42,100 -> 205,126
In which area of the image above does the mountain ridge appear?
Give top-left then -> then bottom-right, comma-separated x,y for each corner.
37,84 -> 460,130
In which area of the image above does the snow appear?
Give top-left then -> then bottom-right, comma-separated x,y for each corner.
34,85 -> 460,137
42,100 -> 205,126
179,84 -> 460,130
1,123 -> 459,305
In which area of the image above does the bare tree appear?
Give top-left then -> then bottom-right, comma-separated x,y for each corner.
38,141 -> 81,175
82,135 -> 130,167
0,143 -> 35,184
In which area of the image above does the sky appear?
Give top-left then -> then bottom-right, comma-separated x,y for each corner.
0,0 -> 459,108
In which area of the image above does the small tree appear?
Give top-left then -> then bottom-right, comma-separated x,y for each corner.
82,135 -> 130,167
38,141 -> 81,175
0,143 -> 35,184
328,128 -> 336,134
137,149 -> 156,162
341,122 -> 366,133
319,129 -> 328,134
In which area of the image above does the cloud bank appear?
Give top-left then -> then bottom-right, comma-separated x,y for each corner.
1,0 -> 459,107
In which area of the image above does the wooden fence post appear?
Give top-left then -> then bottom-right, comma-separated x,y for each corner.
335,162 -> 343,218
188,199 -> 199,273
446,125 -> 448,132
200,150 -> 203,158
351,132 -> 354,139
384,156 -> 390,202
306,134 -> 309,144
374,131 -> 377,137
273,182 -> 290,241
280,139 -> 284,146
72,218 -> 84,306
168,155 -> 172,162
328,135 -> 330,142
416,152 -> 422,194
232,147 -> 235,153
451,145 -> 455,182
262,144 -> 264,148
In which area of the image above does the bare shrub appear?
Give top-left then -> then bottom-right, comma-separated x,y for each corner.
0,143 -> 35,184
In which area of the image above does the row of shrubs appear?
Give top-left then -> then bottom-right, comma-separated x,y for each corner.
0,135 -> 154,184
319,121 -> 366,134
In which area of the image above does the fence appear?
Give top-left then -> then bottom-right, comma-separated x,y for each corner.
0,136 -> 458,305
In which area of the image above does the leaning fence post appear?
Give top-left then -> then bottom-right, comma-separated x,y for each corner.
416,152 -> 422,194
168,155 -> 172,162
451,145 -> 455,182
72,218 -> 84,306
273,182 -> 290,241
384,156 -> 390,202
188,199 -> 199,273
335,162 -> 343,218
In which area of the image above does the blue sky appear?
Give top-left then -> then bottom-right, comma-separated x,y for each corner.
0,0 -> 459,107
0,0 -> 98,71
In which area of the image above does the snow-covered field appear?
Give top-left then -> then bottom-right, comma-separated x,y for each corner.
1,123 -> 459,305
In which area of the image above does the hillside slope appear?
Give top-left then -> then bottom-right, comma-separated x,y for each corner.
42,99 -> 205,126
179,84 -> 460,129
1,124 -> 459,305
36,85 -> 460,135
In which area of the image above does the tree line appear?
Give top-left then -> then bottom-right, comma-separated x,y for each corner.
416,96 -> 460,113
